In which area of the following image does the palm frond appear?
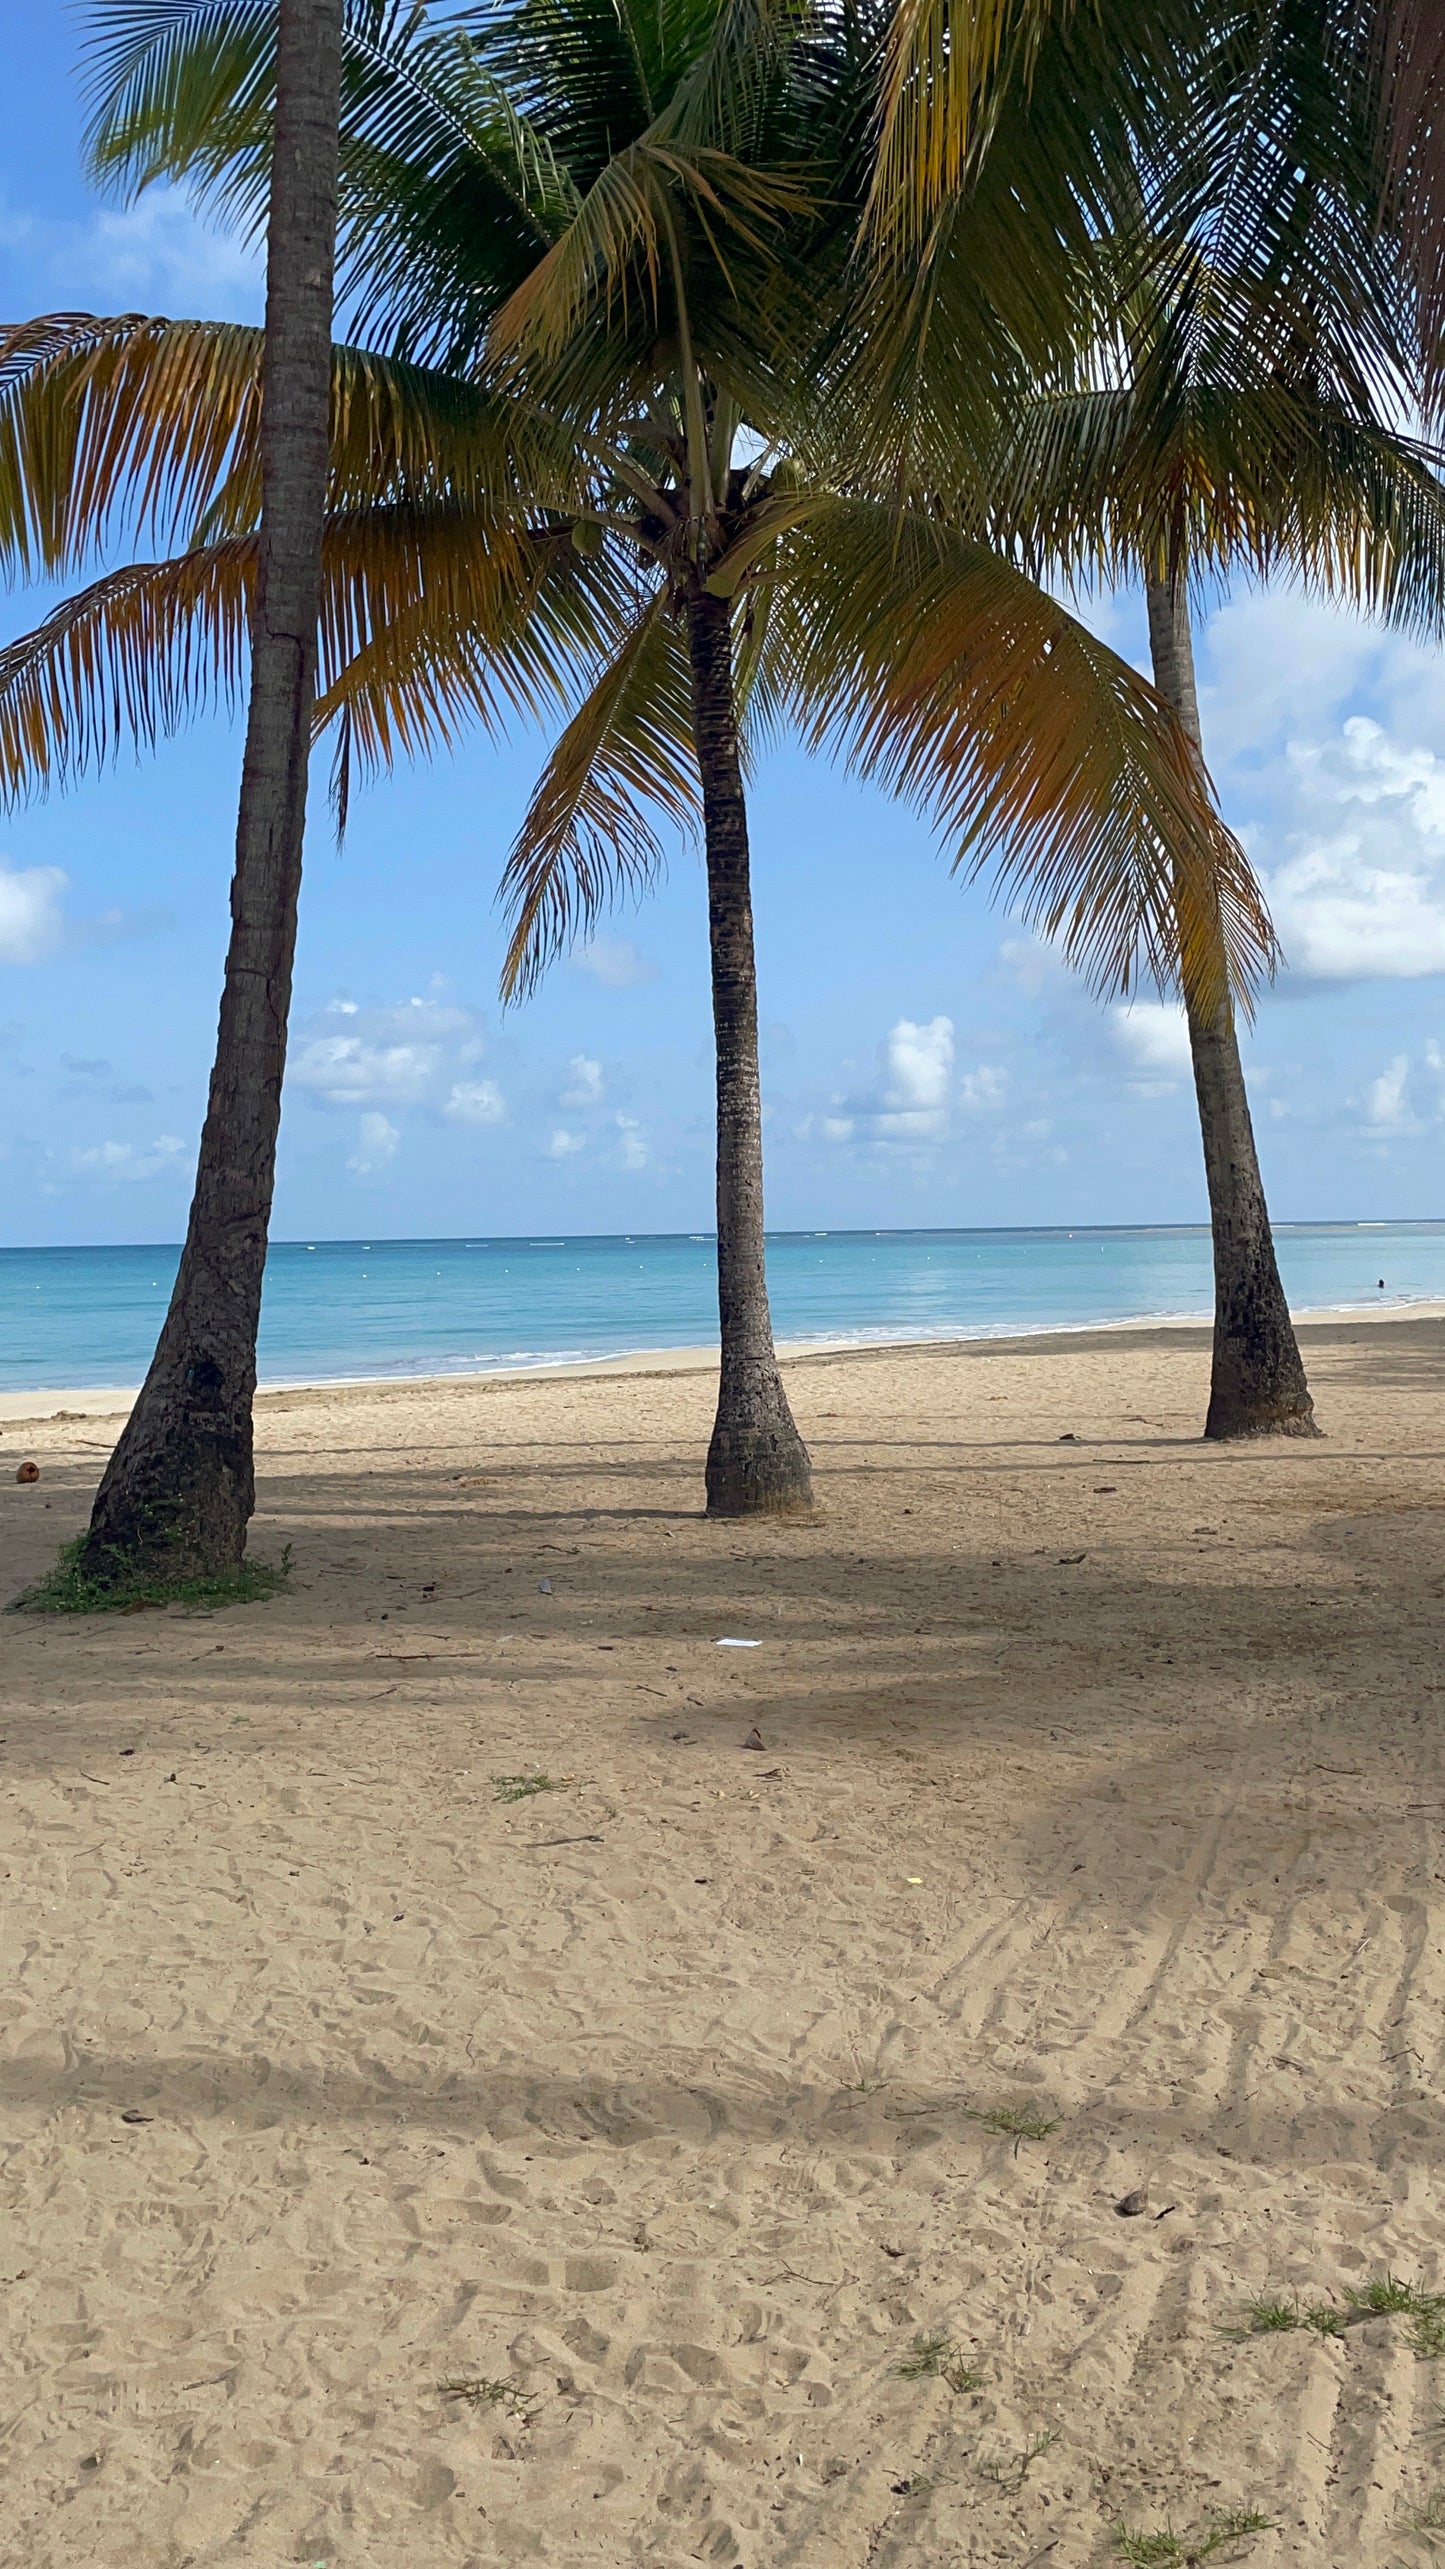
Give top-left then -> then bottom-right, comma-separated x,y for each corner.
81,0 -> 281,206
658,0 -> 807,156
0,498 -> 593,803
1371,0 -> 1445,411
0,312 -> 265,577
843,3 -> 1196,494
82,2 -> 575,365
865,0 -> 1041,260
488,141 -> 669,362
0,538 -> 253,797
1167,5 -> 1417,427
488,133 -> 799,368
0,310 -> 570,573
498,581 -> 697,998
315,526 -> 634,786
989,378 -> 1445,638
771,496 -> 1275,1013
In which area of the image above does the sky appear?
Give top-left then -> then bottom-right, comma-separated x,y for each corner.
3,7 -> 1445,1248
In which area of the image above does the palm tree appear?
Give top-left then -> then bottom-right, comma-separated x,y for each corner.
859,0 -> 1445,1439
1148,568 -> 1315,1436
70,0 -> 346,1582
0,0 -> 1271,1524
475,1 -> 1261,1512
992,391 -> 1445,1441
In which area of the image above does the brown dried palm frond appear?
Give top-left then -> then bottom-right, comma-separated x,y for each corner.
0,309 -> 566,574
0,497 -> 601,801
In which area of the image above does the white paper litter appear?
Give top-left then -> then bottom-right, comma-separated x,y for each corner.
715,1637 -> 761,1648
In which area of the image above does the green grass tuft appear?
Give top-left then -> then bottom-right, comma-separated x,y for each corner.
980,2427 -> 1057,2493
897,2332 -> 984,2394
493,1772 -> 562,1804
1303,2302 -> 1350,2336
1344,2273 -> 1421,2317
963,2101 -> 1060,2144
1234,2297 -> 1304,2337
1115,2508 -> 1273,2565
1232,2273 -> 1445,2357
1408,2302 -> 1445,2362
8,1537 -> 292,1617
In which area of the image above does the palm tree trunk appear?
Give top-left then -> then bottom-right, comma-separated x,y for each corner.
79,0 -> 344,1583
1144,572 -> 1318,1439
684,583 -> 813,1516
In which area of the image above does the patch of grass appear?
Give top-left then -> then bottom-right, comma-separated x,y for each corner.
1232,2273 -> 1445,2357
1409,2305 -> 1445,2363
897,2333 -> 984,2394
1346,2274 -> 1422,2317
1405,2486 -> 1445,2536
437,2374 -> 536,2421
979,2428 -> 1056,2494
1303,2303 -> 1350,2337
1115,2509 -> 1273,2566
1232,2292 -> 1345,2338
492,1772 -> 563,1804
1233,2297 -> 1304,2337
962,2102 -> 1060,2145
8,1537 -> 292,1617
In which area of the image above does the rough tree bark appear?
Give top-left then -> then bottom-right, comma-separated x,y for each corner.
685,583 -> 813,1516
79,0 -> 345,1582
1145,571 -> 1318,1439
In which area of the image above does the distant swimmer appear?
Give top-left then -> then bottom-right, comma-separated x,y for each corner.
1379,1278 -> 1386,1289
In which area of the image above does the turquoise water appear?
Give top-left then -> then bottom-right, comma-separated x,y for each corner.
2,1223 -> 1442,1393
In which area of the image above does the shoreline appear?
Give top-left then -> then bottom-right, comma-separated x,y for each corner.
3,1290 -> 1442,1427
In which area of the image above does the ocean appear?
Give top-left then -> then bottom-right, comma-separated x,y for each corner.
1,1222 -> 1442,1395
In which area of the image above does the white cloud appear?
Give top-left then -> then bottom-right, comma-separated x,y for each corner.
958,1063 -> 1007,1114
443,1078 -> 505,1127
70,1133 -> 186,1184
883,1016 -> 954,1117
996,936 -> 1070,998
347,1111 -> 399,1174
1261,719 -> 1445,980
0,862 -> 68,964
560,1052 -> 604,1106
546,1126 -> 586,1158
615,1112 -> 648,1169
290,998 -> 505,1141
1365,1054 -> 1413,1131
1185,587 -> 1445,988
0,185 -> 264,321
819,1015 -> 959,1147
291,999 -> 461,1106
573,935 -> 659,989
1113,1001 -> 1193,1085
1199,586 -> 1399,766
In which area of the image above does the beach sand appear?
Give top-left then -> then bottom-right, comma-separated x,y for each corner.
3,1313 -> 1445,2565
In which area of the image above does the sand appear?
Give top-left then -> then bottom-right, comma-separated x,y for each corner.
4,1314 -> 1445,2566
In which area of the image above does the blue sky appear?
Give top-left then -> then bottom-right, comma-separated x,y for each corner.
4,5 -> 1445,1248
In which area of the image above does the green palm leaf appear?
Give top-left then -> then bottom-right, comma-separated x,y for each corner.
498,581 -> 698,997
